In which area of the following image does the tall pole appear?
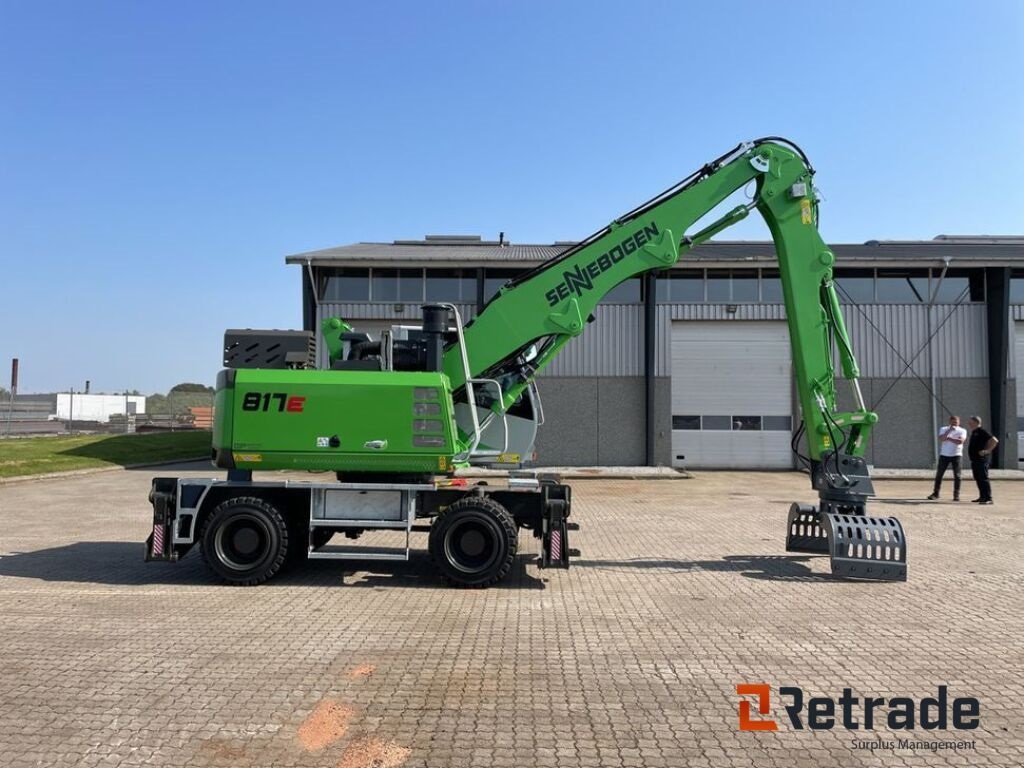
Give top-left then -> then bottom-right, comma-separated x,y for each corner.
985,267 -> 1011,468
68,387 -> 74,435
3,358 -> 16,437
644,272 -> 657,466
927,260 -> 949,468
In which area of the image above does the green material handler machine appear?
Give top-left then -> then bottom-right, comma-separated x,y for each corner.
146,138 -> 907,586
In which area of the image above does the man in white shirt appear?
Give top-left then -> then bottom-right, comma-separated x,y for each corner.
927,415 -> 967,501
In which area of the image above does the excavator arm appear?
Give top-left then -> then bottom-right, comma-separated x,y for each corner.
440,137 -> 905,581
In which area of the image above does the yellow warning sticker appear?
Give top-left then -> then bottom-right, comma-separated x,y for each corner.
234,453 -> 263,463
437,455 -> 448,471
800,198 -> 812,224
821,436 -> 831,448
497,453 -> 521,464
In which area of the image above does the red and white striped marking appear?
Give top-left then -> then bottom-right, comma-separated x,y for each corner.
151,523 -> 165,557
550,528 -> 561,562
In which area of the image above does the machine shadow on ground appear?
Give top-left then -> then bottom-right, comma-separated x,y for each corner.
57,434 -> 153,463
54,436 -> 210,467
0,544 -> 859,587
571,554 -> 852,583
0,543 -> 547,590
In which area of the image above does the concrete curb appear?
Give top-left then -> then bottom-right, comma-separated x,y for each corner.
457,466 -> 691,480
870,468 -> 1024,480
0,457 -> 210,486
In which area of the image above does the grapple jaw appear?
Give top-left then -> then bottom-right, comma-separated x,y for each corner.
786,503 -> 830,554
823,512 -> 906,581
786,453 -> 907,581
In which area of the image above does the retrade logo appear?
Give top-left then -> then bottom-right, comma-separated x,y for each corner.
736,685 -> 979,732
736,684 -> 778,731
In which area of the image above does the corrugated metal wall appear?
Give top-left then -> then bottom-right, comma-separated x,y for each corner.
315,301 -> 987,378
1010,308 -> 1024,377
841,304 -> 986,378
663,303 -> 986,379
544,305 -> 662,377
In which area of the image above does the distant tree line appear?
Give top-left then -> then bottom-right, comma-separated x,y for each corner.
145,383 -> 215,415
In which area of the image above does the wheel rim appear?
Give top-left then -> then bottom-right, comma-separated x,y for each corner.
214,512 -> 273,571
443,517 -> 501,575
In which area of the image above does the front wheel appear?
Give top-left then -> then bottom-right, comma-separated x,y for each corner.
200,496 -> 289,585
428,496 -> 517,587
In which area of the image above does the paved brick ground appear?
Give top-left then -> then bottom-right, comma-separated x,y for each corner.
0,466 -> 1021,767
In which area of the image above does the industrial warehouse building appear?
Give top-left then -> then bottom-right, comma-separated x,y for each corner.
287,235 -> 1024,470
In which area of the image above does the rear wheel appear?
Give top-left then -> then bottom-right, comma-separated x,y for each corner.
428,495 -> 517,587
200,496 -> 288,585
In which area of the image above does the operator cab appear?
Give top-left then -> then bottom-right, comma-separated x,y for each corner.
314,307 -> 544,468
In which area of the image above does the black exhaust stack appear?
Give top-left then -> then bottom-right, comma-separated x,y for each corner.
421,304 -> 449,372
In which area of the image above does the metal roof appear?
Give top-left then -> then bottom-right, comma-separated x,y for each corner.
286,235 -> 1024,269
287,242 -> 566,265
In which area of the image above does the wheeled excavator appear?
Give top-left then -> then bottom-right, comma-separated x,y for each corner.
145,137 -> 907,586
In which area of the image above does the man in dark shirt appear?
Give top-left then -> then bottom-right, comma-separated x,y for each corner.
967,415 -> 999,505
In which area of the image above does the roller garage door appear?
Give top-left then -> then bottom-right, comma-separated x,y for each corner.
671,321 -> 793,469
1015,322 -> 1024,463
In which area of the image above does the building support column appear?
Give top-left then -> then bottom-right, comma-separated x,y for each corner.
985,267 -> 1011,468
644,272 -> 657,466
301,265 -> 317,332
476,268 -> 486,314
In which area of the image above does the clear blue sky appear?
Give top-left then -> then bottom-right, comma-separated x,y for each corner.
2,1 -> 1022,394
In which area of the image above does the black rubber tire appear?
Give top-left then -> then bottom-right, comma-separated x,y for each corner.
200,496 -> 289,585
428,495 -> 517,587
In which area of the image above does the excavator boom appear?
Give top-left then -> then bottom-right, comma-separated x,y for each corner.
445,139 -> 874,463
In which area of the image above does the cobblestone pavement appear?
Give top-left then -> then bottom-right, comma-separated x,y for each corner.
0,467 -> 1021,767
